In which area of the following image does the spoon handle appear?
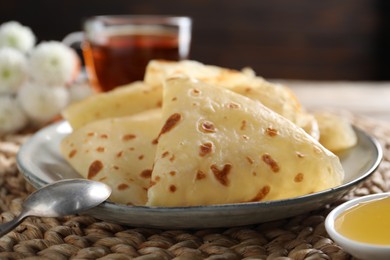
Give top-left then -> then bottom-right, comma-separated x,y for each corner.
0,214 -> 25,237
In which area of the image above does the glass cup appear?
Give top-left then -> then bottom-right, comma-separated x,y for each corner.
63,15 -> 192,92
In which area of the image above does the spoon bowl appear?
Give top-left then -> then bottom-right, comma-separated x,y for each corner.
0,179 -> 111,237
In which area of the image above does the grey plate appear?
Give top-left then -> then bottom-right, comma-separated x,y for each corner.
16,121 -> 382,229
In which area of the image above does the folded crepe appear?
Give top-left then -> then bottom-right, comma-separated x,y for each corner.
144,60 -> 318,139
62,81 -> 162,129
314,112 -> 357,152
146,77 -> 344,207
144,60 -> 254,88
61,109 -> 161,206
227,78 -> 319,139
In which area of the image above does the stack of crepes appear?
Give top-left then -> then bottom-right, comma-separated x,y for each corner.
60,60 -> 357,207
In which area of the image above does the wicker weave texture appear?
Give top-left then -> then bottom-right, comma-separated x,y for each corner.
0,116 -> 389,260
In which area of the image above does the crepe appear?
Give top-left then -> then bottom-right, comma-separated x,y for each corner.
315,112 -> 357,152
146,77 -> 344,207
227,78 -> 319,139
61,109 -> 162,206
144,60 -> 254,88
62,81 -> 162,129
144,60 -> 318,139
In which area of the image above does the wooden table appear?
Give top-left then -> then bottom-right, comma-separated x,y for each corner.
277,80 -> 390,122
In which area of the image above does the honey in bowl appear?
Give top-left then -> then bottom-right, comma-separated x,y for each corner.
335,196 -> 390,245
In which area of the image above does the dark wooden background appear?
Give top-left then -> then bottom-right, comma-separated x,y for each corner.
1,0 -> 389,80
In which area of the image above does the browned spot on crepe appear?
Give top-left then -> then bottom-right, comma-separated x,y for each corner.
200,120 -> 216,133
169,185 -> 177,192
68,149 -> 77,158
266,127 -> 278,137
199,142 -> 213,157
88,160 -> 104,179
117,183 -> 129,190
262,154 -> 280,172
123,134 -> 136,141
294,173 -> 304,182
251,185 -> 271,201
140,169 -> 152,179
196,170 -> 207,180
210,164 -> 232,186
160,113 -> 181,136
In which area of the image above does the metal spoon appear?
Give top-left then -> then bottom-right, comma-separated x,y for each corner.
0,179 -> 111,237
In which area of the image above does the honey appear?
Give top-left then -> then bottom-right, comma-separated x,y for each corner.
335,196 -> 390,245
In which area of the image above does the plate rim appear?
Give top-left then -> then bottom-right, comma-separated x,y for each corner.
16,121 -> 383,226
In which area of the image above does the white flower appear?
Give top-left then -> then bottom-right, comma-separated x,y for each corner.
0,95 -> 28,135
0,47 -> 28,94
18,82 -> 69,124
68,81 -> 95,103
0,21 -> 36,53
29,41 -> 80,86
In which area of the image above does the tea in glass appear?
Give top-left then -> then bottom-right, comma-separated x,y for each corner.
82,16 -> 192,92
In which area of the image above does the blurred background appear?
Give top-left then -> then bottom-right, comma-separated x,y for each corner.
1,0 -> 389,81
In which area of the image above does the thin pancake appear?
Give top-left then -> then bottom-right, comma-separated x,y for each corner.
62,81 -> 162,129
61,109 -> 161,206
147,78 -> 344,206
144,60 -> 318,138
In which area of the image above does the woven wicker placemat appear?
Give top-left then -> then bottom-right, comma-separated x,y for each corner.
0,115 -> 389,260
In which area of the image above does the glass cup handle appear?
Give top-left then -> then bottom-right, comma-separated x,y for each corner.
62,31 -> 85,48
62,31 -> 87,81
